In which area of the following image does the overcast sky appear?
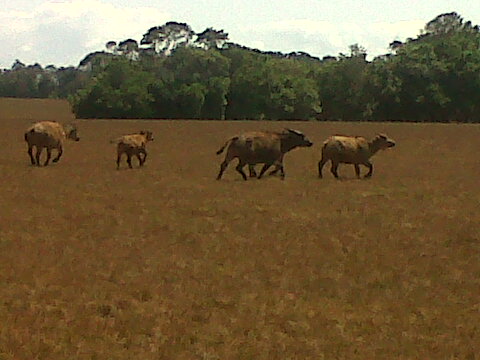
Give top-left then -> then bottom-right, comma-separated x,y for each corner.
1,0 -> 480,68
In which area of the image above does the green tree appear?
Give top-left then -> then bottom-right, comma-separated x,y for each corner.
71,58 -> 154,118
224,48 -> 270,119
314,46 -> 369,121
365,13 -> 480,122
224,48 -> 321,120
160,47 -> 231,119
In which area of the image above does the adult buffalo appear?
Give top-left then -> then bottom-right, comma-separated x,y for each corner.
24,121 -> 80,166
318,133 -> 395,179
216,129 -> 313,180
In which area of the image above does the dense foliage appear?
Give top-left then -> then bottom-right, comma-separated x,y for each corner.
2,12 -> 480,122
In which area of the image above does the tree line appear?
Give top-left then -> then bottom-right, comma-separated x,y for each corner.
1,12 -> 480,122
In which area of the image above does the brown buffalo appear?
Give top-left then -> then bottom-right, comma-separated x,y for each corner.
216,129 -> 313,180
113,130 -> 154,169
24,121 -> 80,166
318,133 -> 395,179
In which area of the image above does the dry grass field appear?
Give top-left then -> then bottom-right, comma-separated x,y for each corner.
1,111 -> 480,358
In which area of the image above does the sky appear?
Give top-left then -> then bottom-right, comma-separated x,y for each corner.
1,0 -> 480,68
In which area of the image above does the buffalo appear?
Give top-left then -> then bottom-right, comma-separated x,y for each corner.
318,133 -> 395,179
112,130 -> 154,169
24,121 -> 80,166
216,129 -> 313,180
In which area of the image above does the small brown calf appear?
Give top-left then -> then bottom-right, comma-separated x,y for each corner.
113,130 -> 154,169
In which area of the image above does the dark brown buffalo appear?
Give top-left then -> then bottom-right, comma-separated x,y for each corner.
216,129 -> 313,180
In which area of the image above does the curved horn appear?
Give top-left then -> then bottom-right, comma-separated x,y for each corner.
376,133 -> 387,139
286,128 -> 304,136
65,123 -> 77,130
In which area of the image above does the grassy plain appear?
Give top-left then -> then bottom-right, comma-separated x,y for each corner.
1,115 -> 480,359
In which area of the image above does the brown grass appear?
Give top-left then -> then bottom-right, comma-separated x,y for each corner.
1,116 -> 480,359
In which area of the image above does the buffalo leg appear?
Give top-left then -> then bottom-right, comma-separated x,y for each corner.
35,147 -> 43,166
136,154 -> 143,166
354,164 -> 361,178
44,148 -> 52,166
248,165 -> 257,178
116,153 -> 122,169
52,146 -> 63,163
364,161 -> 373,178
217,160 -> 230,180
267,166 -> 284,177
277,162 -> 285,180
136,149 -> 147,166
267,167 -> 280,176
267,156 -> 284,178
257,163 -> 272,179
139,150 -> 147,166
331,161 -> 339,178
235,161 -> 248,181
27,146 -> 35,165
318,158 -> 328,178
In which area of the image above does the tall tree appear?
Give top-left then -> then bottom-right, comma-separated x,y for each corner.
117,39 -> 140,60
424,12 -> 471,35
141,22 -> 195,56
195,28 -> 229,50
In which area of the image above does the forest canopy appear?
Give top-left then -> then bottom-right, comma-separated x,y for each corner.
1,12 -> 480,122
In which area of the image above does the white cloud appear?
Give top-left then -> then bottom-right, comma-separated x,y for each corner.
0,1 -> 431,68
0,10 -> 35,34
234,18 -> 427,59
0,0 -> 170,68
248,40 -> 266,51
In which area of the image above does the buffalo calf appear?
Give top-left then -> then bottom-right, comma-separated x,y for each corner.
112,130 -> 154,169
